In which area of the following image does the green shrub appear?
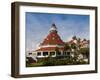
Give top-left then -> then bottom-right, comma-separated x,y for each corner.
27,56 -> 88,67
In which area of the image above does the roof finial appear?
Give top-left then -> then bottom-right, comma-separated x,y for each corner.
49,23 -> 57,33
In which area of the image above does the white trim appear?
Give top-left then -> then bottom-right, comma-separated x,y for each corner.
38,44 -> 64,49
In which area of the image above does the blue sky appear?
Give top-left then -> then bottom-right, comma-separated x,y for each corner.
25,12 -> 89,52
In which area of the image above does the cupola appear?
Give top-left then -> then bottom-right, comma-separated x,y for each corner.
49,23 -> 57,33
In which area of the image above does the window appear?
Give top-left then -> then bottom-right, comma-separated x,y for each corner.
67,52 -> 70,56
63,51 -> 67,55
50,52 -> 55,56
43,52 -> 48,56
56,51 -> 61,55
63,51 -> 70,56
37,52 -> 41,56
29,53 -> 32,55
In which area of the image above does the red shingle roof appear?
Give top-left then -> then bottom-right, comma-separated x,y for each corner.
35,23 -> 65,52
41,31 -> 64,46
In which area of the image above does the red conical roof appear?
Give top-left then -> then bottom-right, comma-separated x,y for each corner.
40,23 -> 64,46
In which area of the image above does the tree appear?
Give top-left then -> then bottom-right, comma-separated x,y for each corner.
70,38 -> 81,62
70,43 -> 78,62
77,38 -> 81,44
72,36 -> 77,40
79,48 -> 89,59
71,43 -> 77,50
83,38 -> 87,41
64,43 -> 71,51
77,38 -> 81,50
